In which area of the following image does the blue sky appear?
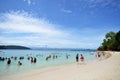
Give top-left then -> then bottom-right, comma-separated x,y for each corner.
0,0 -> 120,49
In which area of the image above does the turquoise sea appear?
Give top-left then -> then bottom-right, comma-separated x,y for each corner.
0,49 -> 96,76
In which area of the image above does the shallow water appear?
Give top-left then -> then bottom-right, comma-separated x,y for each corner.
0,49 -> 96,76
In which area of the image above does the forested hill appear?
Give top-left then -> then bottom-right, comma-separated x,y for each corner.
98,30 -> 120,51
0,45 -> 31,49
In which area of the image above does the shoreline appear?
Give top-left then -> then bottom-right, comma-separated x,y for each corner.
1,51 -> 120,80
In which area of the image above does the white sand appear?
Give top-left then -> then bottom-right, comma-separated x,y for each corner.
1,51 -> 120,80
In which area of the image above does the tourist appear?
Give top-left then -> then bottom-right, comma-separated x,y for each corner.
31,57 -> 33,63
34,57 -> 37,63
96,52 -> 101,58
18,61 -> 22,65
7,58 -> 11,64
80,54 -> 84,62
76,53 -> 79,63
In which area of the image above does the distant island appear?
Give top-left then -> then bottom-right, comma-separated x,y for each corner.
0,45 -> 31,49
31,47 -> 96,51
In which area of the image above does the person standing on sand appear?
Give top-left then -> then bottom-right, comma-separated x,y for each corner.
76,54 -> 79,63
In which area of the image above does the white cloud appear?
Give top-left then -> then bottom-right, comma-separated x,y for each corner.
28,0 -> 31,5
0,11 -> 105,48
61,8 -> 72,13
23,0 -> 35,5
0,11 -> 73,48
0,11 -> 66,36
78,0 -> 118,9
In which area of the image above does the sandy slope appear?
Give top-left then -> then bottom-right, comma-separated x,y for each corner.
1,51 -> 120,80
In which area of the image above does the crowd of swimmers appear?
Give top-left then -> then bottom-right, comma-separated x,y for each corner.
1,53 -> 84,65
45,55 -> 57,60
0,56 -> 38,66
0,52 -> 105,66
0,54 -> 61,66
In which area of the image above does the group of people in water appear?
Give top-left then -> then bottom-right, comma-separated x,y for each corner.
45,55 -> 58,60
0,56 -> 38,66
76,54 -> 84,63
0,52 -> 104,66
75,52 -> 103,64
0,53 -> 71,66
0,54 -> 61,66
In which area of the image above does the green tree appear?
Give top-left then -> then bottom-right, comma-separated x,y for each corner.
105,32 -> 116,50
114,31 -> 120,51
97,31 -> 120,51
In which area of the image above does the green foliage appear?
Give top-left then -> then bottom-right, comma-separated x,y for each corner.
98,30 -> 120,51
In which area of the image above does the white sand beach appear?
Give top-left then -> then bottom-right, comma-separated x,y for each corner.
1,51 -> 120,80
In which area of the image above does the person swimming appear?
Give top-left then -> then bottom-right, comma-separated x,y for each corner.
33,57 -> 37,63
66,54 -> 70,59
14,56 -> 17,60
96,52 -> 101,58
7,58 -> 11,64
27,57 -> 30,60
31,57 -> 33,63
18,61 -> 22,65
